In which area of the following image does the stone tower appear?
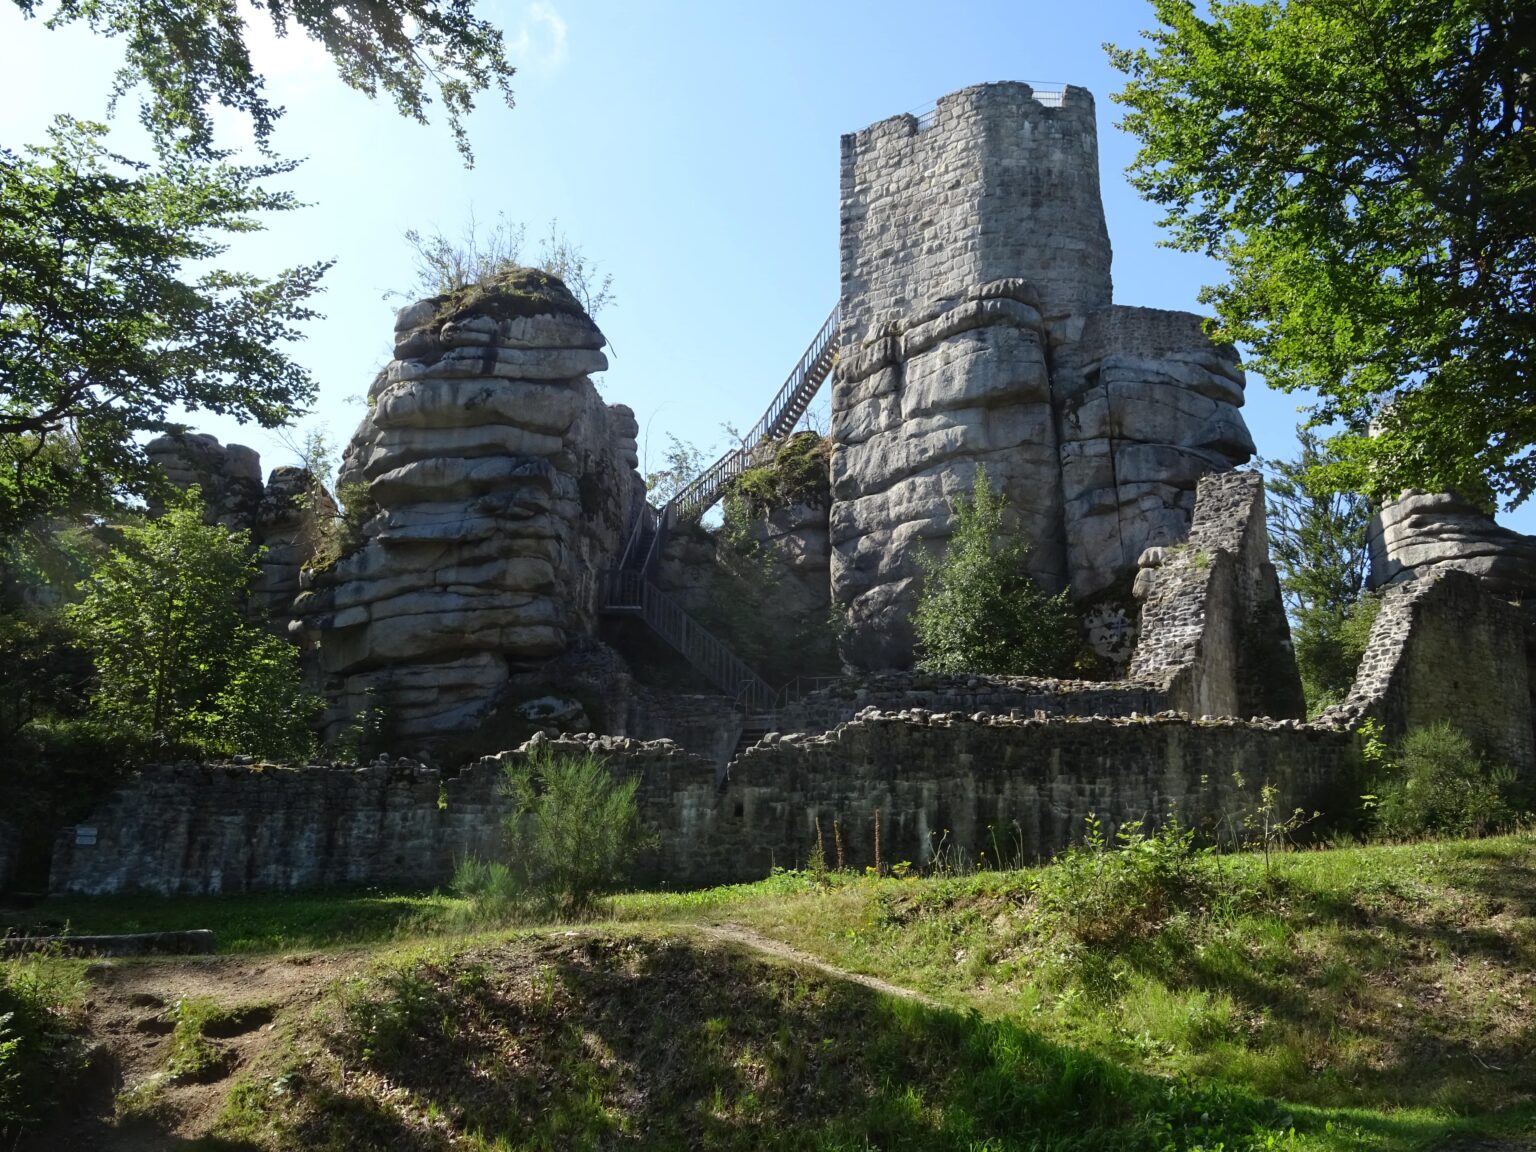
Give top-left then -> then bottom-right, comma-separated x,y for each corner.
831,82 -> 1253,669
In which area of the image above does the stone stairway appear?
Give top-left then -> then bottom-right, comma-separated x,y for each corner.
602,305 -> 840,706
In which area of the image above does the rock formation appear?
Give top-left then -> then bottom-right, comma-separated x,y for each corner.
253,466 -> 336,633
832,83 -> 1254,669
294,269 -> 644,743
1367,489 -> 1536,597
145,432 -> 264,529
145,433 -> 330,635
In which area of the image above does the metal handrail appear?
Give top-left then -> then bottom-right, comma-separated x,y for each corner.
606,571 -> 777,709
601,306 -> 846,711
670,303 -> 840,523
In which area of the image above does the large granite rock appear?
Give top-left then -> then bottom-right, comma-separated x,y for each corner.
831,83 -> 1255,669
295,269 -> 644,742
145,434 -> 334,636
1061,307 -> 1253,598
1367,489 -> 1536,597
145,432 -> 264,529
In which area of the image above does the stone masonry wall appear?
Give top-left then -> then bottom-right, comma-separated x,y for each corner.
49,737 -> 719,896
774,671 -> 1168,736
51,716 -> 1358,895
728,712 -> 1358,875
831,83 -> 1255,668
1130,471 -> 1304,720
1318,569 -> 1534,773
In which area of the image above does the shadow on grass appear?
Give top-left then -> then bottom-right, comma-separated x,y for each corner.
297,933 -> 1456,1151
1114,850 -> 1536,1112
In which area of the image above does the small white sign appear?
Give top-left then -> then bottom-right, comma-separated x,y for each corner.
75,825 -> 97,846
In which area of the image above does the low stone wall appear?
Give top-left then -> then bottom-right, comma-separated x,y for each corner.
49,738 -> 719,897
775,672 -> 1169,735
1319,569 -> 1534,772
727,711 -> 1358,874
50,716 -> 1360,895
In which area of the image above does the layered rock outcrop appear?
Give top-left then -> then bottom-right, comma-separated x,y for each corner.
1367,490 -> 1536,597
145,432 -> 264,529
145,433 -> 330,635
295,269 -> 643,742
832,83 -> 1254,669
1061,307 -> 1254,597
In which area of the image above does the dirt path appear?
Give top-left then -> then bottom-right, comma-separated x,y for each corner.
688,921 -> 941,1007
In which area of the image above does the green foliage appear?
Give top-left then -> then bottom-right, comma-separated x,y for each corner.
482,750 -> 652,918
1372,722 -> 1525,839
1261,430 -> 1371,622
67,488 -> 320,759
912,466 -> 1083,676
165,997 -> 234,1082
10,0 -> 516,162
1031,814 -> 1212,950
1109,1 -> 1536,508
1260,430 -> 1378,714
400,214 -> 614,316
645,433 -> 709,506
0,957 -> 83,1140
1294,594 -> 1381,717
0,117 -> 328,533
726,431 -> 831,517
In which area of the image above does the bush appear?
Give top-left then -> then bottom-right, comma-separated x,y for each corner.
1372,722 -> 1524,839
912,466 -> 1083,676
456,750 -> 653,920
0,958 -> 84,1140
1031,815 -> 1212,949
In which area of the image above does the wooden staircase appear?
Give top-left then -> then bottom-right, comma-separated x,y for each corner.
602,305 -> 840,707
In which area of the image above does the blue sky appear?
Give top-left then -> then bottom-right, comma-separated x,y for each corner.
6,0 -> 1527,531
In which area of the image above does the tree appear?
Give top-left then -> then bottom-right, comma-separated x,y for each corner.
67,488 -> 320,759
644,434 -> 709,506
11,0 -> 516,163
1261,429 -> 1378,713
1261,429 -> 1371,623
1108,0 -> 1536,510
0,117 -> 328,533
912,467 -> 1083,677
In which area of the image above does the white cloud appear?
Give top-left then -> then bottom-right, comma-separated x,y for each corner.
508,1 -> 568,71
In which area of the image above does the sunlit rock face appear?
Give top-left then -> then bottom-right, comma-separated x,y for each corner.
145,432 -> 264,530
1367,490 -> 1536,598
832,83 -> 1254,669
296,269 -> 643,741
1059,306 -> 1254,600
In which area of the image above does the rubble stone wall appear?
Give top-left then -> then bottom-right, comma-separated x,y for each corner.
1130,472 -> 1305,720
50,716 -> 1359,895
1320,569 -> 1534,773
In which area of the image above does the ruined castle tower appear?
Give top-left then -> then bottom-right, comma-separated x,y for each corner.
832,82 -> 1254,669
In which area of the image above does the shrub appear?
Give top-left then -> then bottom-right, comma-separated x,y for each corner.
459,750 -> 653,920
1372,722 -> 1523,839
1031,814 -> 1211,949
912,466 -> 1083,676
0,958 -> 84,1140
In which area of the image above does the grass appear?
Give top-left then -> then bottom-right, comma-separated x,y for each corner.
7,832 -> 1536,1148
3,887 -> 459,952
